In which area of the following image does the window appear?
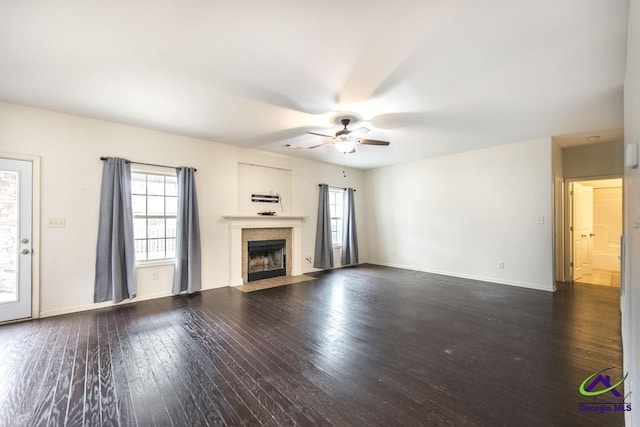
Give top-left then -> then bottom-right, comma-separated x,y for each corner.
131,172 -> 178,261
328,188 -> 344,247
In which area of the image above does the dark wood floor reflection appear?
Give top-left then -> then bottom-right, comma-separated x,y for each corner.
0,265 -> 623,426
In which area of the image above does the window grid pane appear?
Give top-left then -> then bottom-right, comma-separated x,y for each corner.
147,239 -> 166,260
165,196 -> 178,216
328,188 -> 344,246
132,172 -> 177,262
147,174 -> 165,196
166,237 -> 176,258
166,176 -> 177,196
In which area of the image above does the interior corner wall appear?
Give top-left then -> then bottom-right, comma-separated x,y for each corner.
623,0 -> 639,425
0,101 -> 367,317
562,140 -> 624,179
364,137 -> 554,291
552,140 -> 564,178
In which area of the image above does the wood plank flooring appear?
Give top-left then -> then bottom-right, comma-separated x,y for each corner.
0,265 -> 623,426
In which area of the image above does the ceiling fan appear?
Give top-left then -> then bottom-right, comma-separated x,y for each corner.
306,118 -> 390,154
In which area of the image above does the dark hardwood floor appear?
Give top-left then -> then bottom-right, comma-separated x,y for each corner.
0,265 -> 623,426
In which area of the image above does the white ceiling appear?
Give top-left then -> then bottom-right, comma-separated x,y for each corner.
0,0 -> 629,169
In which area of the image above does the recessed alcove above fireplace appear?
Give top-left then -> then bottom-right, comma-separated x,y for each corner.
223,214 -> 306,286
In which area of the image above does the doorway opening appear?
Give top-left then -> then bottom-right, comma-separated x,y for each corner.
566,178 -> 622,287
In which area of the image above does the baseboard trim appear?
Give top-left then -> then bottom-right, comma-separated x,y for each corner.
368,261 -> 555,292
302,261 -> 365,274
39,282 -> 229,318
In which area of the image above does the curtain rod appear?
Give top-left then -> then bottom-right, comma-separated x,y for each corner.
100,157 -> 197,172
319,184 -> 356,192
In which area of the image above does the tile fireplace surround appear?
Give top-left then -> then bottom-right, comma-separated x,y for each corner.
223,214 -> 306,286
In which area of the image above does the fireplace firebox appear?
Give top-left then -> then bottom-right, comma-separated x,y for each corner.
247,239 -> 286,282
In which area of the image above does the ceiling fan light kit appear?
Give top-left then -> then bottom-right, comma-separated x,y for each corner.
335,138 -> 357,154
305,118 -> 391,154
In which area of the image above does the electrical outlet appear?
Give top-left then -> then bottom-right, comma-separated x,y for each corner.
498,262 -> 505,269
151,271 -> 159,280
538,216 -> 545,224
48,218 -> 66,228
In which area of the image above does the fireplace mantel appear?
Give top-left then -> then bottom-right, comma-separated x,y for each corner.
223,213 -> 307,221
223,214 -> 307,286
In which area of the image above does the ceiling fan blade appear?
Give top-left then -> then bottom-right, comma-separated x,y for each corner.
348,127 -> 370,137
308,141 -> 333,149
359,138 -> 390,146
237,126 -> 323,146
307,131 -> 334,138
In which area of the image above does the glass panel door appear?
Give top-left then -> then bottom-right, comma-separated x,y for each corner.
0,159 -> 32,322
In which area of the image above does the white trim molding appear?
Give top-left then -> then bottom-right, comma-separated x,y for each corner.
369,261 -> 556,292
39,281 -> 229,318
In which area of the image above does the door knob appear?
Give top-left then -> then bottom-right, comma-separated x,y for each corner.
581,234 -> 587,238
590,233 -> 595,237
21,249 -> 30,255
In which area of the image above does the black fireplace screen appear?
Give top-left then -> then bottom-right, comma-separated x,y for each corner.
247,239 -> 286,281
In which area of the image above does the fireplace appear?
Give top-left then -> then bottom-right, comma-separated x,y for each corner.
225,217 -> 303,287
247,239 -> 286,282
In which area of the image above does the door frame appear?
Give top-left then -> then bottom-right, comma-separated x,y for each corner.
554,174 -> 564,283
562,174 -> 623,283
0,152 -> 40,321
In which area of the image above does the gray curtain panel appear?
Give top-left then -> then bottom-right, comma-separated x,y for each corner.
173,167 -> 202,295
341,187 -> 359,265
94,157 -> 136,303
313,184 -> 334,269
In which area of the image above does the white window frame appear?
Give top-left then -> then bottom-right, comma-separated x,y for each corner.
328,187 -> 344,248
131,170 -> 178,265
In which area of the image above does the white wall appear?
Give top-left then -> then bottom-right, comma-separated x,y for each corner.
237,163 -> 292,213
364,137 -> 554,291
0,102 -> 367,317
563,140 -> 624,179
623,0 -> 640,425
